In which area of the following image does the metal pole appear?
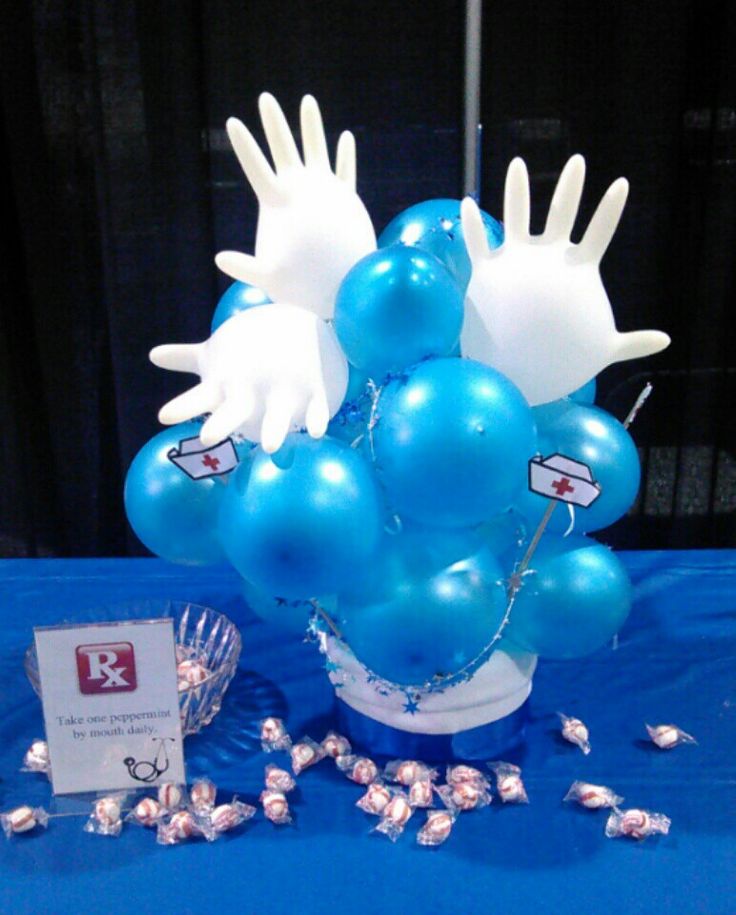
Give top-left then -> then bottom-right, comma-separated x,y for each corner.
463,0 -> 482,199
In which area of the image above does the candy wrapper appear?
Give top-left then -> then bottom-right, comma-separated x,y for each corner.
487,761 -> 528,804
290,736 -> 327,775
157,810 -> 212,845
564,781 -> 623,810
446,764 -> 488,787
126,797 -> 166,827
209,799 -> 257,837
558,712 -> 591,755
336,754 -> 379,785
437,780 -> 492,813
260,789 -> 292,825
605,808 -> 671,841
646,723 -> 697,750
177,659 -> 210,688
356,781 -> 392,816
409,778 -> 435,809
265,764 -> 297,793
372,792 -> 414,842
1,805 -> 49,838
384,759 -> 437,786
21,739 -> 51,775
189,778 -> 217,814
260,716 -> 292,753
83,794 -> 126,838
417,810 -> 457,847
321,731 -> 351,759
158,782 -> 185,811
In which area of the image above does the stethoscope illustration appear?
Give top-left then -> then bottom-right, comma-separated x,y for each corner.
123,737 -> 174,783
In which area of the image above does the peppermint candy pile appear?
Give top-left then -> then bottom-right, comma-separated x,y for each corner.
4,714 -> 692,844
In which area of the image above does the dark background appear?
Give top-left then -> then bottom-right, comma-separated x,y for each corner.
1,0 -> 734,558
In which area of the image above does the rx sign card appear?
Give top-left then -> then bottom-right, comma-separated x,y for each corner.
34,618 -> 185,795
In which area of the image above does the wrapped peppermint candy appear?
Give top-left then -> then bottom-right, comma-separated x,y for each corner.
209,799 -> 257,837
265,764 -> 296,793
605,808 -> 671,841
177,659 -> 210,687
260,716 -> 292,753
84,795 -> 126,837
356,782 -> 392,816
158,782 -> 185,812
559,713 -> 591,755
22,739 -> 51,775
189,778 -> 217,814
417,810 -> 457,847
372,791 -> 414,842
564,781 -> 623,810
321,731 -> 352,759
260,789 -> 292,825
384,759 -> 437,786
336,754 -> 379,785
157,810 -> 211,845
290,736 -> 326,775
646,723 -> 697,750
437,780 -> 492,813
126,797 -> 165,827
409,778 -> 435,809
446,764 -> 488,787
487,761 -> 529,804
1,805 -> 49,838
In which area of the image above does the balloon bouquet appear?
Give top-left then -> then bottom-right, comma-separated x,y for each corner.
125,94 -> 670,759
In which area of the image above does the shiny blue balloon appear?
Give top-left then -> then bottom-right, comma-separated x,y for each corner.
211,281 -> 271,333
219,434 -> 385,598
372,358 -> 537,528
241,578 -> 337,637
333,247 -> 464,380
339,528 -> 508,686
514,401 -> 640,534
124,421 -> 245,565
569,377 -> 597,404
378,199 -> 504,291
503,534 -> 632,659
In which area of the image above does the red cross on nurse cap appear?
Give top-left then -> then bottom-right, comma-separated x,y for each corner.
528,453 -> 601,508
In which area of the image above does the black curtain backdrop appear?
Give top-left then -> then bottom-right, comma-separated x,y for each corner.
0,0 -> 734,557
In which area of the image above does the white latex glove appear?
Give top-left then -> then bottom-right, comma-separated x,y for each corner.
150,304 -> 349,454
460,156 -> 670,405
215,93 -> 377,319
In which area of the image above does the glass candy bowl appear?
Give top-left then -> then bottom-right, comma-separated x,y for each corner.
24,601 -> 241,737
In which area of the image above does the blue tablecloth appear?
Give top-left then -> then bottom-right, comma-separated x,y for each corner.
0,552 -> 734,915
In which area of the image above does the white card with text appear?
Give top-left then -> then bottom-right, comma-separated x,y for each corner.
34,618 -> 185,795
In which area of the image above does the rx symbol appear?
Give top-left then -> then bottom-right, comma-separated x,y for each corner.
76,642 -> 137,695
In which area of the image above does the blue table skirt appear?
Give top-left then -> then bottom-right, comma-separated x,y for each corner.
0,551 -> 734,915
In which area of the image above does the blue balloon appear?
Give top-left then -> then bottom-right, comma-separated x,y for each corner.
378,199 -> 504,291
124,421 -> 246,565
514,401 -> 640,534
333,247 -> 464,380
569,377 -> 597,404
219,434 -> 385,598
503,535 -> 632,659
339,527 -> 508,686
211,281 -> 271,333
241,578 -> 337,637
371,358 -> 537,528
